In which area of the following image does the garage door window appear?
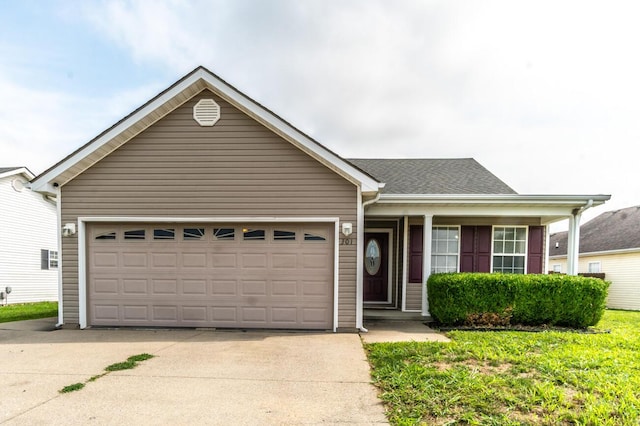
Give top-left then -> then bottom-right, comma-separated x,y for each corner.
183,228 -> 205,240
124,229 -> 145,240
304,232 -> 326,241
154,229 -> 175,240
243,228 -> 265,240
213,228 -> 235,240
95,231 -> 116,240
274,230 -> 296,241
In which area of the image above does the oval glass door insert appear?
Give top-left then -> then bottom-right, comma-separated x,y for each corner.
365,238 -> 381,275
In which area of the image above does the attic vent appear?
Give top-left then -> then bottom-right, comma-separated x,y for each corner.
193,98 -> 220,126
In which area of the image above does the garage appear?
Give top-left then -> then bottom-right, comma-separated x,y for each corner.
87,223 -> 334,330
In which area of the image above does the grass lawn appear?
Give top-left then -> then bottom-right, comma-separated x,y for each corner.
0,301 -> 58,323
365,310 -> 640,425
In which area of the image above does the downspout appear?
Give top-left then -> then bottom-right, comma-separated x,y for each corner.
357,191 -> 381,332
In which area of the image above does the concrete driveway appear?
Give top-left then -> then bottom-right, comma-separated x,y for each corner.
1,319 -> 388,425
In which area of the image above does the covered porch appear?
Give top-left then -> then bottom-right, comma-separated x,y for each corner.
359,195 -> 610,320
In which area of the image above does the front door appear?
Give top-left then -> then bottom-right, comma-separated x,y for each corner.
364,232 -> 389,302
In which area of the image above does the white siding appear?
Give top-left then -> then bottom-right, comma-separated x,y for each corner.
549,252 -> 640,311
0,175 -> 58,304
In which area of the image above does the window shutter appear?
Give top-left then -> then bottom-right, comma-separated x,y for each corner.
41,249 -> 49,270
460,226 -> 492,272
408,225 -> 423,282
527,226 -> 544,274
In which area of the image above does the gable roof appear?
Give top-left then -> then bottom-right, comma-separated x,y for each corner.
348,158 -> 517,194
550,205 -> 640,256
0,166 -> 34,180
30,66 -> 382,195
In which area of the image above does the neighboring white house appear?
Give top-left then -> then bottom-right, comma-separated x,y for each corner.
549,205 -> 640,311
0,167 -> 58,304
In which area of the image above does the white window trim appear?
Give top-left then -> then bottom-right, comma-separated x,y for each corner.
491,225 -> 529,274
48,250 -> 59,269
430,225 -> 461,274
77,216 -> 341,331
552,264 -> 562,273
588,261 -> 601,273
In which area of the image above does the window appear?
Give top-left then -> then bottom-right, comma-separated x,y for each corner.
304,232 -> 326,241
95,231 -> 116,240
213,228 -> 235,240
274,230 -> 296,241
183,228 -> 205,240
41,249 -> 58,270
431,226 -> 459,273
154,229 -> 175,240
492,226 -> 526,274
124,229 -> 146,240
553,264 -> 562,273
588,262 -> 601,273
243,228 -> 265,240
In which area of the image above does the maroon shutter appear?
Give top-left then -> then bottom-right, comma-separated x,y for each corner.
409,225 -> 423,282
476,226 -> 492,272
527,226 -> 544,274
460,226 -> 492,272
460,226 -> 475,272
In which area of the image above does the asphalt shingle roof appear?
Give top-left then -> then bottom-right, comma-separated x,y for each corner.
550,205 -> 640,255
347,158 -> 517,195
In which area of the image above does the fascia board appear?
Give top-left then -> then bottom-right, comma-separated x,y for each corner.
0,167 -> 34,180
31,67 -> 382,194
549,247 -> 640,259
377,194 -> 611,206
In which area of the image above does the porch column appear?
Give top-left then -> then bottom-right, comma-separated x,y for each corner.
567,212 -> 581,275
401,215 -> 409,311
422,215 -> 433,316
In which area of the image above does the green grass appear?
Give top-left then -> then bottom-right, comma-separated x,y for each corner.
365,310 -> 640,425
60,353 -> 155,393
0,301 -> 58,323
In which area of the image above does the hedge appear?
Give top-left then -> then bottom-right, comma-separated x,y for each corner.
427,273 -> 609,328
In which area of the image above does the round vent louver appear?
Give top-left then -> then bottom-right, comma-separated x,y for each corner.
193,98 -> 220,126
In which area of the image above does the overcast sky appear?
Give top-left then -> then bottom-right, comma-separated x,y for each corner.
2,1 -> 638,231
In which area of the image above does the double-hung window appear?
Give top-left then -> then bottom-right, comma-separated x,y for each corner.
431,226 -> 459,273
492,226 -> 527,274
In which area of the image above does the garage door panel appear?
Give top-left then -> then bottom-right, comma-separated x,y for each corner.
88,223 -> 333,329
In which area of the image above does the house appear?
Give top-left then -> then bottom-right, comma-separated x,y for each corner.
30,66 -> 610,331
549,205 -> 640,311
0,167 -> 58,305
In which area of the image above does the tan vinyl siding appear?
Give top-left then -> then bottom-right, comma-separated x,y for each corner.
551,252 -> 640,311
61,89 -> 358,327
405,282 -> 422,311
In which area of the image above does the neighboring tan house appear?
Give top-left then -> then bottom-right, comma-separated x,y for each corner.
549,205 -> 640,311
30,66 -> 610,331
0,167 -> 58,305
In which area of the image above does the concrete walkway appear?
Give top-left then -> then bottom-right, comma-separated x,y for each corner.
1,319 -> 388,425
360,320 -> 451,343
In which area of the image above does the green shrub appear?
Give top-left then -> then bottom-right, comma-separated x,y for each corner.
427,273 -> 609,328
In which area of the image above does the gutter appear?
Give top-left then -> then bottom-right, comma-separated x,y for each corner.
362,191 -> 381,208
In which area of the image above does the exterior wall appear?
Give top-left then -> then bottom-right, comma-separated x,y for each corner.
60,89 -> 358,328
550,252 -> 640,311
0,175 -> 58,304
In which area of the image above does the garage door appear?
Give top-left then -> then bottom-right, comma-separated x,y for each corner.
87,223 -> 334,329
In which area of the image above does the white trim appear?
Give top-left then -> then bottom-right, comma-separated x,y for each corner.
491,225 -> 529,274
356,187 -> 365,331
430,225 -> 461,273
77,216 -> 340,331
0,167 -> 34,180
401,216 -> 409,312
30,67 -> 382,195
377,194 -> 611,204
421,215 -> 433,316
56,187 -> 63,327
363,228 -> 393,304
550,246 -> 640,258
587,261 -> 602,273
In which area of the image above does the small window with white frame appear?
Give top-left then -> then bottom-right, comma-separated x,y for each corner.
552,264 -> 562,273
588,262 -> 601,273
431,226 -> 459,273
41,249 -> 58,270
492,226 -> 527,274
